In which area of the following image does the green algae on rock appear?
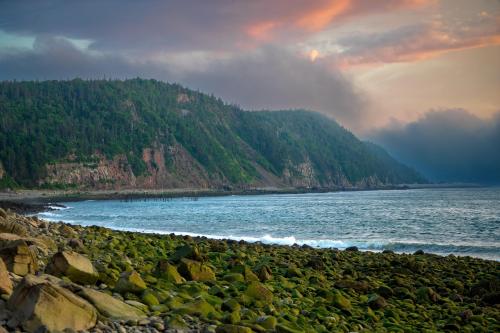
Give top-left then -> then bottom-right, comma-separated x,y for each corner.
114,270 -> 147,293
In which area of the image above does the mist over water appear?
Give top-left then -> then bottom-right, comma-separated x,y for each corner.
39,188 -> 500,260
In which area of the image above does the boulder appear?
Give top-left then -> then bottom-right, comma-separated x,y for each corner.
276,323 -> 303,333
332,291 -> 352,311
0,257 -> 13,295
170,244 -> 203,262
78,287 -> 147,320
216,324 -> 253,333
47,250 -> 99,285
142,290 -> 160,307
178,258 -> 216,281
336,279 -> 371,293
7,275 -> 97,333
59,224 -> 78,237
231,264 -> 259,282
368,294 -> 388,309
156,259 -> 186,284
0,217 -> 27,236
222,298 -> 241,312
0,233 -> 55,254
115,270 -> 147,293
68,238 -> 86,251
223,273 -> 245,283
256,315 -> 277,329
245,282 -> 273,303
177,298 -> 219,318
416,287 -> 439,303
256,265 -> 272,282
0,239 -> 38,276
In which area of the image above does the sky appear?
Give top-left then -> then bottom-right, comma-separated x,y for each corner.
0,0 -> 499,182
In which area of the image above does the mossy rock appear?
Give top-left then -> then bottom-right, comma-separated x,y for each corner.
216,324 -> 253,333
223,310 -> 241,324
170,244 -> 203,262
286,265 -> 303,278
231,265 -> 260,282
256,315 -> 277,329
223,273 -> 245,283
209,285 -> 227,297
156,259 -> 185,284
115,271 -> 147,294
178,258 -> 216,281
177,298 -> 219,318
141,290 -> 159,307
276,323 -> 303,333
166,314 -> 189,329
222,298 -> 241,312
245,282 -> 273,303
416,286 -> 439,303
332,291 -> 352,311
368,294 -> 388,309
255,265 -> 272,282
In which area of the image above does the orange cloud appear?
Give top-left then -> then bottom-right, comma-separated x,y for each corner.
338,32 -> 500,68
244,0 -> 433,42
297,0 -> 351,31
246,21 -> 280,41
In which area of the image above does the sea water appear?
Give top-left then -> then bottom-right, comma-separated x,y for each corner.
39,187 -> 500,260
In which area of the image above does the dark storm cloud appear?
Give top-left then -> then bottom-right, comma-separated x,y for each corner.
0,0 -> 432,53
0,38 -> 365,129
370,109 -> 500,183
0,36 -> 159,80
181,47 -> 365,129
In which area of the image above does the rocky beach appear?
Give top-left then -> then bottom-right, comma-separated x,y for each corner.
0,207 -> 498,332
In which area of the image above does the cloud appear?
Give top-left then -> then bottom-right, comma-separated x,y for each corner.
0,0 -> 433,53
0,37 -> 366,130
370,109 -> 500,183
0,36 -> 156,80
334,11 -> 500,67
180,47 -> 366,129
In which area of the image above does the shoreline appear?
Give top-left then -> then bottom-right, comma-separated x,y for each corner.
0,182 -> 486,206
0,209 -> 498,332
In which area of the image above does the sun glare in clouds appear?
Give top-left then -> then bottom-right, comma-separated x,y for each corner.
309,49 -> 320,62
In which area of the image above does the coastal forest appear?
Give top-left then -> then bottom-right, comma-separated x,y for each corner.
0,79 -> 424,189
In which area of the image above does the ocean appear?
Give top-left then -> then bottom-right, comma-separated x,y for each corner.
38,187 -> 500,260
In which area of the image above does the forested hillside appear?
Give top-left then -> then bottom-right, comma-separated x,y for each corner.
0,79 -> 424,189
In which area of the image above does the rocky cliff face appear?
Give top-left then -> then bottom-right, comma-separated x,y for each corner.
40,150 -> 386,190
40,144 -> 216,190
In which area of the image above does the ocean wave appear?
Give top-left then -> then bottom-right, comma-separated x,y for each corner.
103,227 -> 499,259
39,212 -> 58,217
32,215 -> 499,260
46,204 -> 72,211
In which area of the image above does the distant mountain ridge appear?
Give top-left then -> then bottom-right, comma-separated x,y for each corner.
0,79 -> 425,190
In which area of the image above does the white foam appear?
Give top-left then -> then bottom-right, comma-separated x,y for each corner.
49,205 -> 72,210
39,212 -> 57,217
106,227 -> 362,249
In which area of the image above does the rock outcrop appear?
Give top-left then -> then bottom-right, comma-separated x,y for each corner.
114,270 -> 147,293
47,250 -> 99,285
0,239 -> 38,276
0,257 -> 13,295
78,287 -> 147,320
7,275 -> 97,333
178,258 -> 216,281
